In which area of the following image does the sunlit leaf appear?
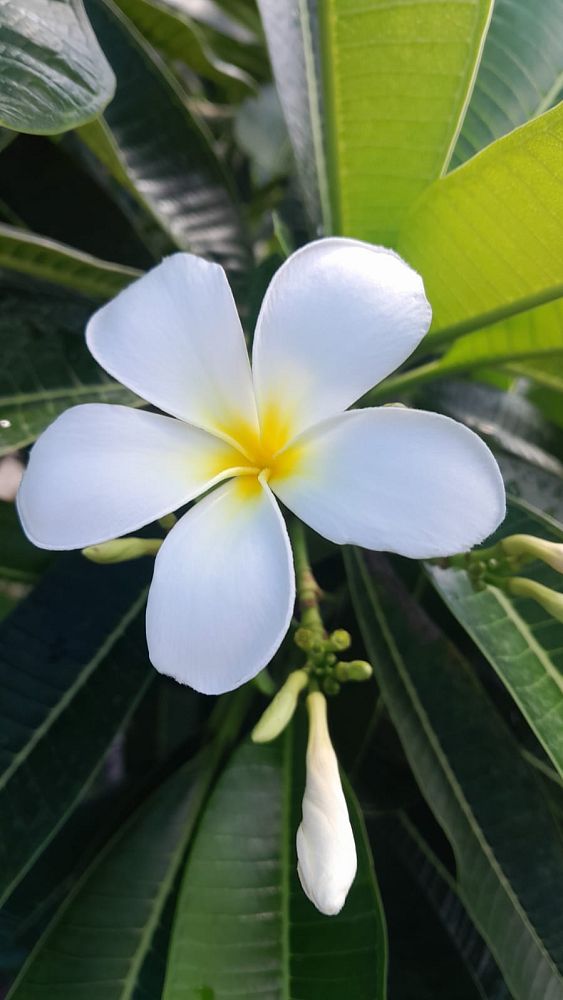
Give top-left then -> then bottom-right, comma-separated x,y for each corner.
0,0 -> 115,134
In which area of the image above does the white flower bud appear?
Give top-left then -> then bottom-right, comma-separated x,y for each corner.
506,576 -> 563,622
82,537 -> 162,564
296,691 -> 357,916
251,669 -> 308,743
502,534 -> 563,574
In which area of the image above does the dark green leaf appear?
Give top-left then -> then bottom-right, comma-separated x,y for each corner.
163,730 -> 388,999
0,553 -> 153,906
83,0 -> 251,276
428,497 -> 563,780
453,0 -> 563,165
6,689 -> 251,1000
112,0 -> 256,95
346,548 -> 563,1000
0,0 -> 115,134
0,275 -> 140,456
0,224 -> 140,298
0,502 -> 52,583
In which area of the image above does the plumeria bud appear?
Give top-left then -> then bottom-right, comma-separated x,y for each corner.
251,670 -> 308,743
294,627 -> 316,651
335,659 -> 373,682
322,677 -> 340,696
296,692 -> 357,915
502,534 -> 563,574
506,577 -> 563,623
329,629 -> 352,652
82,537 -> 162,564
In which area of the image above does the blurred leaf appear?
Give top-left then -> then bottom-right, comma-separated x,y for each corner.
453,0 -> 563,165
163,731 -> 388,999
0,502 -> 52,583
83,0 -> 251,276
0,224 -> 140,297
234,84 -> 292,186
319,0 -> 493,242
0,0 -> 115,134
112,0 -> 256,95
398,105 -> 563,342
0,276 -> 140,456
0,553 -> 154,906
428,498 -> 563,780
346,548 -> 563,1000
6,691 -> 249,1000
414,379 -> 563,479
257,0 -> 329,231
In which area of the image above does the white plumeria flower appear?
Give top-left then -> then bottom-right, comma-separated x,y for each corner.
17,238 -> 505,694
297,691 -> 357,915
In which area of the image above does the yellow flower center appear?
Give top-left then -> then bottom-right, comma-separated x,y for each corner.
217,402 -> 303,485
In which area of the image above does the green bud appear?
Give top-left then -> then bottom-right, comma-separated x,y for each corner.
502,534 -> 563,574
323,677 -> 341,696
294,627 -> 315,651
328,629 -> 352,652
82,537 -> 162,564
325,653 -> 337,666
506,577 -> 563,623
335,659 -> 373,682
251,670 -> 309,743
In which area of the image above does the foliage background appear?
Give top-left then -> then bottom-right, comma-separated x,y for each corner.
0,0 -> 563,997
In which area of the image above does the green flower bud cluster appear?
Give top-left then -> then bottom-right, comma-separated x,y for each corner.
294,627 -> 372,696
444,533 -> 563,624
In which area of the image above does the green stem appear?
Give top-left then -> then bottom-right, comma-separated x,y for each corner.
289,518 -> 325,636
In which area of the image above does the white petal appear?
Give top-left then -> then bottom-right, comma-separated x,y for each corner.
297,692 -> 357,916
17,404 -> 247,550
252,238 -> 431,441
145,477 -> 295,694
87,253 -> 259,441
272,408 -> 505,558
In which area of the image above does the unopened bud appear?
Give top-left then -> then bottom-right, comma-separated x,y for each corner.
251,670 -> 308,743
82,537 -> 162,564
323,677 -> 340,696
506,577 -> 563,623
294,627 -> 315,651
502,534 -> 563,574
335,660 -> 373,682
296,692 -> 357,915
328,629 -> 351,652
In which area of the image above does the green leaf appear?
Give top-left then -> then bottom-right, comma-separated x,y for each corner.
428,497 -> 563,781
83,0 -> 251,277
0,275 -> 140,456
0,553 -> 153,906
398,104 -> 563,342
6,691 -> 250,1000
0,224 -> 140,297
319,0 -> 494,242
377,813 -> 510,1000
257,0 -> 330,231
369,298 -> 563,401
453,0 -> 563,165
163,731 -> 388,999
112,0 -> 255,95
0,0 -> 115,134
346,548 -> 563,1000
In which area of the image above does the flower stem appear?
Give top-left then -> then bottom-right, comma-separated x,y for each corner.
289,518 -> 325,637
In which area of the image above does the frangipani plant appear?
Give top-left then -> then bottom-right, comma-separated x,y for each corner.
0,0 -> 562,997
